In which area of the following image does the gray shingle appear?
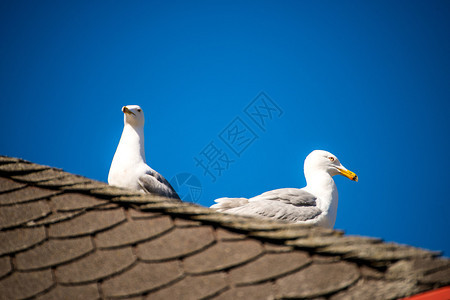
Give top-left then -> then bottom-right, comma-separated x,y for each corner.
183,240 -> 263,274
112,194 -> 169,204
11,168 -> 67,183
0,177 -> 27,193
48,208 -> 126,238
0,162 -> 49,174
0,256 -> 11,278
0,200 -> 51,229
0,269 -> 53,299
101,261 -> 182,298
95,216 -> 173,249
419,267 -> 450,285
60,182 -> 112,192
36,283 -> 100,300
216,228 -> 246,241
164,204 -> 215,215
148,273 -> 227,300
213,282 -> 275,300
330,279 -> 421,300
263,243 -> 294,253
287,235 -> 380,249
250,227 -> 311,240
56,247 -> 135,284
90,186 -> 142,197
16,237 -> 94,270
129,207 -> 164,219
139,201 -> 185,210
0,156 -> 20,164
386,258 -> 450,280
230,252 -> 311,285
50,193 -> 108,212
360,265 -> 385,279
26,210 -> 85,227
342,243 -> 437,264
173,217 -> 202,227
276,262 -> 360,298
0,226 -> 46,255
0,185 -> 59,205
36,175 -> 92,188
137,226 -> 215,261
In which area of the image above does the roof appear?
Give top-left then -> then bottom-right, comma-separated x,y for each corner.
0,155 -> 449,300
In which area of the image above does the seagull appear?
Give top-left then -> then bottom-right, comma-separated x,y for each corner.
108,105 -> 180,200
211,150 -> 357,228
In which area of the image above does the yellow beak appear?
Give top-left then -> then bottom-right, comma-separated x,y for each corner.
122,106 -> 135,116
338,167 -> 358,182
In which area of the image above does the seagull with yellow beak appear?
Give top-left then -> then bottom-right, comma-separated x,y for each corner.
211,150 -> 357,228
108,105 -> 180,200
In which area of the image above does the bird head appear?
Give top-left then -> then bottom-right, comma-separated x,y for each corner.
122,105 -> 145,128
304,150 -> 358,182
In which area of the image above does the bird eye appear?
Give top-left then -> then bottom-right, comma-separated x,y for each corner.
328,157 -> 335,162
137,109 -> 141,112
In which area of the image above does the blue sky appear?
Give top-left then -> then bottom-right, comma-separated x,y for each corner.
1,1 -> 449,255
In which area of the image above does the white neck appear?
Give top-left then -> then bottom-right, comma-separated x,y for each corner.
304,170 -> 338,227
112,124 -> 146,167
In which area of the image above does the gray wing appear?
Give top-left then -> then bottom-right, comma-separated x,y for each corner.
211,197 -> 249,212
255,188 -> 318,206
138,169 -> 180,200
227,188 -> 322,223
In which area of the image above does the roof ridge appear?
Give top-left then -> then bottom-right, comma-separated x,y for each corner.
0,155 -> 445,270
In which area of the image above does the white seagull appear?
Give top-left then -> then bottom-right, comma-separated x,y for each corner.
211,150 -> 358,228
108,105 -> 180,200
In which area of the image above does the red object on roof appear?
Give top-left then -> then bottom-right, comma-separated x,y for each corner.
403,286 -> 450,300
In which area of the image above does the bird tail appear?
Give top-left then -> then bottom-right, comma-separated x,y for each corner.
210,197 -> 249,212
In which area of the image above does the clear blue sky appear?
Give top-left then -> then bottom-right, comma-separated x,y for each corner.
1,1 -> 449,255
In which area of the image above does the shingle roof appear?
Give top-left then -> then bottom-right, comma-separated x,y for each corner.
0,155 -> 449,300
